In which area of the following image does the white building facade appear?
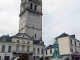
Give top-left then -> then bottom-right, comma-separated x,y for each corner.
44,33 -> 80,60
0,0 -> 45,60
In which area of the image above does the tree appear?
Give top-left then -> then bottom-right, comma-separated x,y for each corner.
18,53 -> 29,60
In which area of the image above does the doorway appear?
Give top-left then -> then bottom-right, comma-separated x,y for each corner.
4,56 -> 10,60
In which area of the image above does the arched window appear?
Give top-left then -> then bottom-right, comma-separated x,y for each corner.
30,3 -> 33,9
34,5 -> 37,10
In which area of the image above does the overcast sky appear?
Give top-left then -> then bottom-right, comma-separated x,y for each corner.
0,0 -> 80,46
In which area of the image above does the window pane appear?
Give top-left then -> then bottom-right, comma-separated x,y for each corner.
50,49 -> 52,54
27,47 -> 29,52
17,40 -> 19,43
27,41 -> 30,44
8,46 -> 11,52
22,46 -> 25,53
37,48 -> 39,54
42,48 -> 43,54
22,41 -> 25,43
16,46 -> 19,53
33,48 -> 35,54
2,45 -> 5,52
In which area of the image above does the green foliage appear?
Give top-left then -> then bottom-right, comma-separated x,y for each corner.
17,58 -> 19,60
19,53 -> 29,60
39,57 -> 43,60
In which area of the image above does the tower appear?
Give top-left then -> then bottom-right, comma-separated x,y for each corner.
19,0 -> 42,40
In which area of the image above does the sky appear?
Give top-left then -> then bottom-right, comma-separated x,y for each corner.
0,0 -> 80,46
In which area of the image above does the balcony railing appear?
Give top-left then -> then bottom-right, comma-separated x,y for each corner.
12,50 -> 33,54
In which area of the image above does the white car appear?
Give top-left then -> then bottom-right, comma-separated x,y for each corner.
14,57 -> 19,60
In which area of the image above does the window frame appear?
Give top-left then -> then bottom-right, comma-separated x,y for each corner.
8,46 -> 11,52
17,40 -> 19,43
2,45 -> 5,52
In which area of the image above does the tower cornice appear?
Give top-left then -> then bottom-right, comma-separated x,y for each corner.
19,8 -> 43,17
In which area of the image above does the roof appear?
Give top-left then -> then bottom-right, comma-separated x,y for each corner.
45,45 -> 54,50
55,33 -> 69,39
12,33 -> 32,39
0,35 -> 12,42
55,33 -> 75,39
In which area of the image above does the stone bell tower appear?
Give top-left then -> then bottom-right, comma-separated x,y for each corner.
19,0 -> 42,40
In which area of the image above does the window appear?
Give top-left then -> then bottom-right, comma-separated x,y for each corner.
22,46 -> 25,53
75,41 -> 76,45
23,35 -> 25,37
34,5 -> 37,10
79,43 -> 80,47
8,46 -> 11,52
37,48 -> 39,54
70,39 -> 72,44
33,48 -> 35,54
22,41 -> 25,43
75,47 -> 76,52
30,3 -> 33,9
46,50 -> 47,55
71,46 -> 73,52
2,45 -> 5,52
16,46 -> 19,53
27,47 -> 30,52
3,37 -> 6,41
0,56 -> 1,60
42,48 -> 43,54
27,41 -> 30,44
50,49 -> 52,54
35,34 -> 36,38
17,40 -> 19,43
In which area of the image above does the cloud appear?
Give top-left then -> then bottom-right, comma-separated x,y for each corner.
0,0 -> 80,46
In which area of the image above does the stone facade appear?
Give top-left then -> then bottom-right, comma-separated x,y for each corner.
19,0 -> 42,40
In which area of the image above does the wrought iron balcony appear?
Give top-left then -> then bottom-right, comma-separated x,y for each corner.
12,50 -> 33,54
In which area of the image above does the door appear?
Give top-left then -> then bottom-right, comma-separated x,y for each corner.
5,56 -> 10,60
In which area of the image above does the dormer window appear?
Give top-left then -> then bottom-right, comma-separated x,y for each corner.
3,37 -> 6,41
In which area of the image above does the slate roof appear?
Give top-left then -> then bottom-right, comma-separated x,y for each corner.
45,45 -> 54,50
55,33 -> 69,39
12,33 -> 32,39
55,33 -> 75,39
0,35 -> 12,42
